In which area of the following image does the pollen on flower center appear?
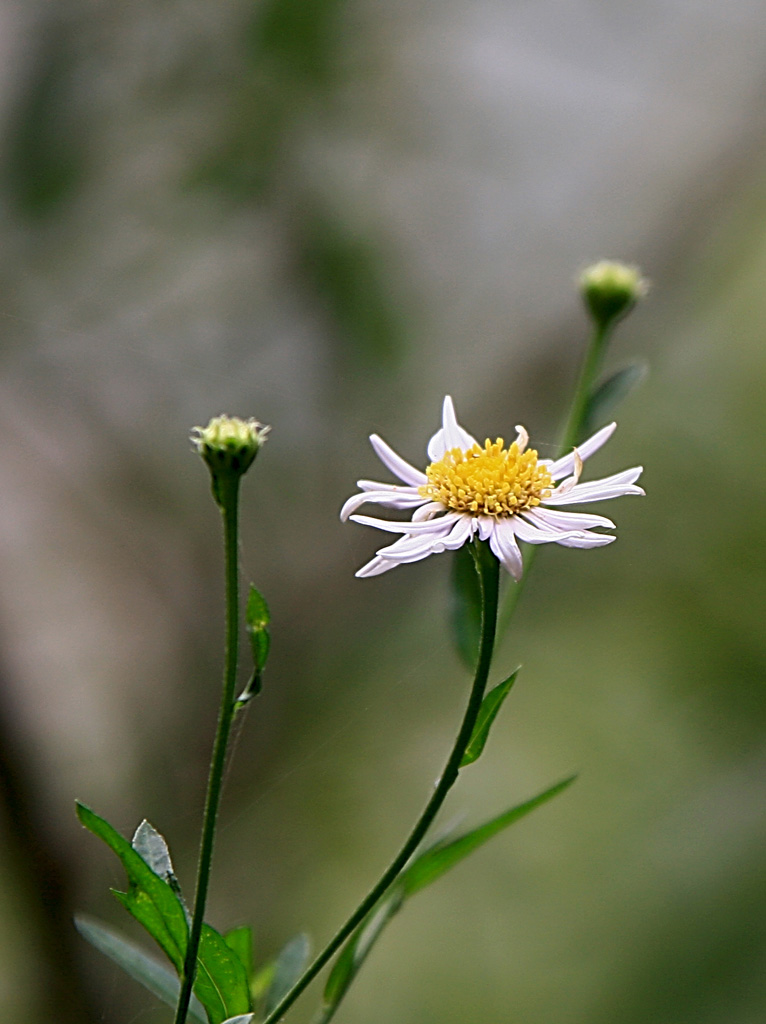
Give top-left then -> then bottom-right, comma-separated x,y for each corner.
419,439 -> 553,517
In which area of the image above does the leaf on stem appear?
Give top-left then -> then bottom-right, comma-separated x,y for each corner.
460,669 -> 519,768
76,803 -> 252,1023
449,544 -> 482,669
238,585 -> 271,707
584,362 -> 648,434
317,777 -> 575,1021
264,933 -> 311,1016
400,776 -> 576,896
74,915 -> 208,1024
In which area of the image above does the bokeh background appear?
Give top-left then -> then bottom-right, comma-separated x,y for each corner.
1,1 -> 765,1022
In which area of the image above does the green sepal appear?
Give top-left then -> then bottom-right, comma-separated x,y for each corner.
460,669 -> 519,768
264,933 -> 311,1016
449,543 -> 482,669
318,777 -> 575,1021
74,915 -> 207,1024
237,585 -> 271,708
584,362 -> 648,434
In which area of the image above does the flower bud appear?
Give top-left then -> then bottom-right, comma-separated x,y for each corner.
579,261 -> 648,328
192,415 -> 269,500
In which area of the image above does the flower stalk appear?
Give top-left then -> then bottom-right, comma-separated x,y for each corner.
174,474 -> 242,1024
261,540 -> 501,1024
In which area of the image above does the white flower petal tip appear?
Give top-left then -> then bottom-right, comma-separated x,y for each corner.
342,397 -> 643,578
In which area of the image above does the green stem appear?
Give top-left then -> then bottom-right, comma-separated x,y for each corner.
261,541 -> 501,1024
174,477 -> 242,1024
497,320 -> 613,637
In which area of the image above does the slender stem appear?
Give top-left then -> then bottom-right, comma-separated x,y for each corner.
497,320 -> 612,638
174,477 -> 242,1024
262,542 -> 501,1024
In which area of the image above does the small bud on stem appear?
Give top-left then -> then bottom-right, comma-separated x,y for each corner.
191,415 -> 269,506
579,261 -> 648,329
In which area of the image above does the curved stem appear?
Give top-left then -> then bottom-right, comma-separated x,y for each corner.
262,542 -> 501,1024
174,477 -> 242,1024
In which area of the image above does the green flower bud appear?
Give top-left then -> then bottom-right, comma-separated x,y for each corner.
579,260 -> 648,328
192,415 -> 269,503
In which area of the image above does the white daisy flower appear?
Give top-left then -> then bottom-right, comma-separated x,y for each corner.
341,396 -> 644,580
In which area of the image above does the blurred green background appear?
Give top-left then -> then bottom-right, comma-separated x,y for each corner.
0,1 -> 765,1022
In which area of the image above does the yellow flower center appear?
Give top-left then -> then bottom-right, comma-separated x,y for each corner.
419,439 -> 553,517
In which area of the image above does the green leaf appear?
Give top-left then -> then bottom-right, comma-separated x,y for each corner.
318,778 -> 574,1023
76,802 -> 189,973
400,777 -> 577,897
74,915 -> 207,1024
224,926 -> 254,985
195,925 -> 253,1024
238,585 -> 271,707
449,544 -> 482,669
264,933 -> 311,1016
319,894 -> 402,1021
460,669 -> 519,768
584,362 -> 648,434
76,803 -> 252,1024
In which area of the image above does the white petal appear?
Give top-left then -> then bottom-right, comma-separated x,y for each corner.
356,479 -> 421,493
356,555 -> 398,578
427,395 -> 478,461
412,501 -> 447,522
488,519 -> 524,580
551,532 -> 616,549
476,515 -> 495,541
440,515 -> 474,551
514,425 -> 529,453
524,507 -> 615,531
340,489 -> 427,521
547,467 -> 644,506
369,434 -> 427,486
349,512 -> 459,535
510,516 -> 571,545
548,422 -> 617,480
377,533 -> 448,563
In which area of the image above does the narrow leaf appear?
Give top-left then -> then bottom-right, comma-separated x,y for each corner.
76,802 -> 188,972
74,915 -> 207,1024
224,926 -> 254,985
132,819 -> 188,912
264,933 -> 311,1016
585,362 -> 648,433
449,544 -> 482,669
401,777 -> 577,896
238,585 -> 271,707
460,669 -> 519,768
320,894 -> 402,1019
221,1017 -> 256,1024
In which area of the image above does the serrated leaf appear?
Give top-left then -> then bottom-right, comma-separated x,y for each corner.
584,362 -> 648,434
449,544 -> 482,669
74,915 -> 208,1024
224,926 -> 254,985
76,802 -> 189,972
460,669 -> 519,768
195,925 -> 253,1024
264,933 -> 311,1016
400,777 -> 576,896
